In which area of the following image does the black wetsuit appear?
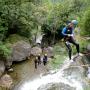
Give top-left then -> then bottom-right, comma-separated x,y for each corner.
37,56 -> 41,65
62,26 -> 80,60
34,59 -> 37,69
43,56 -> 47,66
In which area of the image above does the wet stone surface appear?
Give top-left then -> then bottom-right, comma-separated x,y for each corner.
38,83 -> 75,90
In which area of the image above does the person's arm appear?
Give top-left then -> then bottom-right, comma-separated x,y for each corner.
62,27 -> 68,36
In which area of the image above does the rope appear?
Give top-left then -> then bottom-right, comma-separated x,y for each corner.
70,64 -> 90,68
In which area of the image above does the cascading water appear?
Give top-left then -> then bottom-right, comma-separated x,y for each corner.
17,59 -> 83,90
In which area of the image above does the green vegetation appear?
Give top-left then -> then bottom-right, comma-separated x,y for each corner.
5,34 -> 29,44
0,0 -> 90,60
49,43 -> 67,69
50,54 -> 66,69
80,9 -> 90,36
0,42 -> 11,60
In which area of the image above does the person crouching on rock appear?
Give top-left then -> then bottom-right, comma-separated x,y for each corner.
43,54 -> 48,66
34,57 -> 38,69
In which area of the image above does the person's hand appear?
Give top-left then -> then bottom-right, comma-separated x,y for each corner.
67,34 -> 73,37
67,34 -> 71,37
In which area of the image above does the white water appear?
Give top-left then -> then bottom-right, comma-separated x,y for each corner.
19,59 -> 83,90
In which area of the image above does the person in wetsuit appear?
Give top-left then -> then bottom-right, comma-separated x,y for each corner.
62,20 -> 80,60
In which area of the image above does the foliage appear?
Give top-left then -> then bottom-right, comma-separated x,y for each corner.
0,42 -> 11,60
80,9 -> 90,36
0,0 -> 90,59
5,34 -> 29,44
0,0 -> 89,42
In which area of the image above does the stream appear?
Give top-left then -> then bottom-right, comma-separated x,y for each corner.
10,55 -> 88,90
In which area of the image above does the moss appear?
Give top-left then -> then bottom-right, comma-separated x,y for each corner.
5,34 -> 29,44
0,42 -> 12,60
49,43 -> 67,69
49,54 -> 66,69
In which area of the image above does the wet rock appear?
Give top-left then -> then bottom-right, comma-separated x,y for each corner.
0,74 -> 13,89
5,56 -> 13,69
64,55 -> 86,77
43,47 -> 54,58
31,46 -> 42,56
87,44 -> 90,51
38,83 -> 75,90
0,61 -> 5,77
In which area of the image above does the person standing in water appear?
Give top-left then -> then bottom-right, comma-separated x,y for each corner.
37,54 -> 41,65
34,57 -> 38,69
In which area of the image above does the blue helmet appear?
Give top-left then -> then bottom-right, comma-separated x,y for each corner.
71,20 -> 78,25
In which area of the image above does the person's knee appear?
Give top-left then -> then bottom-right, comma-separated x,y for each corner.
76,43 -> 79,47
68,48 -> 72,52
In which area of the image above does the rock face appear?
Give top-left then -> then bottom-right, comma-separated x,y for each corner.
31,46 -> 42,56
0,74 -> 13,89
43,47 -> 54,58
0,61 -> 5,77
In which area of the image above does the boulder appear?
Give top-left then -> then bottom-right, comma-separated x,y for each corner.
0,74 -> 13,89
43,47 -> 54,58
5,41 -> 31,67
11,41 -> 31,62
31,46 -> 42,56
38,83 -> 75,90
0,61 -> 5,77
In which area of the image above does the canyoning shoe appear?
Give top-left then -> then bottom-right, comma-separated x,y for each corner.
70,59 -> 74,63
78,53 -> 83,56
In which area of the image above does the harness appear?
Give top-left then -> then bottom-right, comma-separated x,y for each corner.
64,27 -> 73,41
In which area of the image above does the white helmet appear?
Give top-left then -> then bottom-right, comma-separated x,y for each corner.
71,20 -> 78,25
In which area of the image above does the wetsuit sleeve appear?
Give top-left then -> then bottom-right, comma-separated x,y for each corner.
62,27 -> 67,36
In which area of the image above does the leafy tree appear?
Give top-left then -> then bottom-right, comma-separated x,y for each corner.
80,9 -> 90,36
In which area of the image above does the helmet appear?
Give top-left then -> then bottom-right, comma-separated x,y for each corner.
71,20 -> 78,25
45,54 -> 47,56
38,54 -> 40,56
36,57 -> 38,59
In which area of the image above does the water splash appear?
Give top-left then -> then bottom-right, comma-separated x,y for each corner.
20,59 -> 83,90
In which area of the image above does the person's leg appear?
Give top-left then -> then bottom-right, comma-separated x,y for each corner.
39,59 -> 41,64
70,37 -> 80,54
43,61 -> 45,65
35,61 -> 37,69
65,42 -> 72,60
35,63 -> 37,69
